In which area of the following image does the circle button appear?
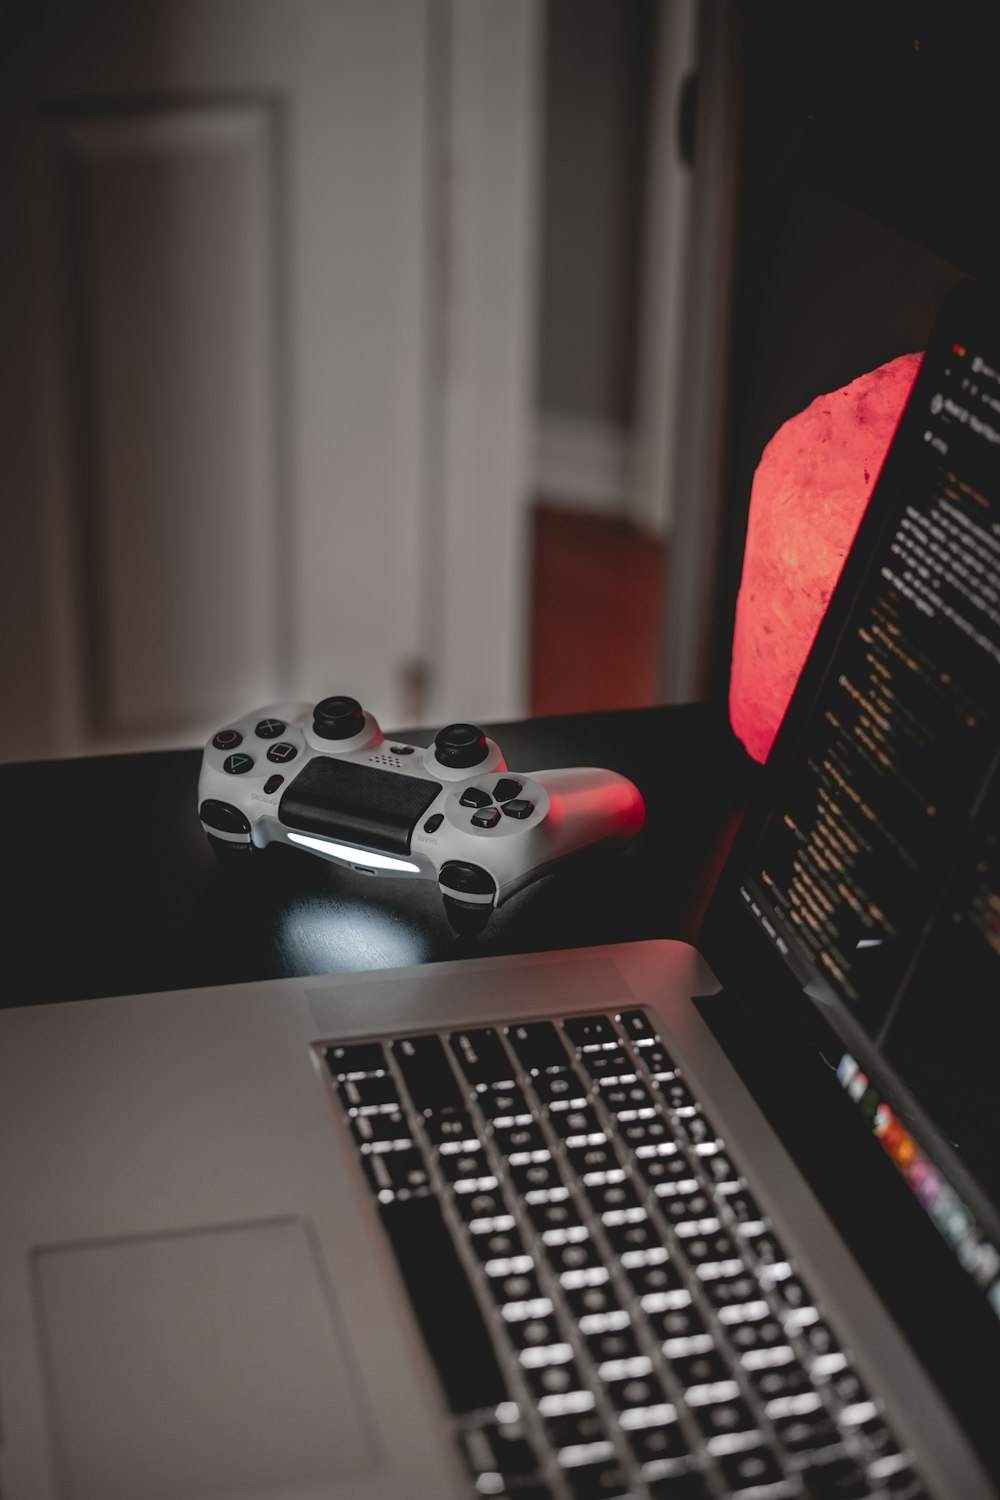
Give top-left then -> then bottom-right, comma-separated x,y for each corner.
223,752 -> 254,775
212,729 -> 243,750
267,742 -> 298,764
255,718 -> 286,739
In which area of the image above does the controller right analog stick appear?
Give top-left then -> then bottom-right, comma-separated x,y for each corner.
434,722 -> 489,770
312,695 -> 365,741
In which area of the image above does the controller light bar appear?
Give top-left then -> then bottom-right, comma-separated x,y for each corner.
286,832 -> 420,873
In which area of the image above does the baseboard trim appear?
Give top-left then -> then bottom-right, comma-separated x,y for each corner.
534,415 -> 635,514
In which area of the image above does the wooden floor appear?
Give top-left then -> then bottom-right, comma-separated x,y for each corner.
529,501 -> 666,717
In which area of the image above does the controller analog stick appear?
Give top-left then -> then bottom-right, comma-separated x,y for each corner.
434,722 -> 489,769
312,695 -> 365,741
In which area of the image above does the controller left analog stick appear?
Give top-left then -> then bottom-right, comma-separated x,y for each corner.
312,695 -> 365,741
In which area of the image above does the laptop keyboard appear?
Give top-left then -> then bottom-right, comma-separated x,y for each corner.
321,1010 -> 927,1500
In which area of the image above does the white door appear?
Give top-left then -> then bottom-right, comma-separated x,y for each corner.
0,0 -> 539,760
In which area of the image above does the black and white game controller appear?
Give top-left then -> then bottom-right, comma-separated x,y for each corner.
199,695 -> 645,929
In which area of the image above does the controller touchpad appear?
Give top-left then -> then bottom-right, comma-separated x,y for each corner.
279,756 -> 441,853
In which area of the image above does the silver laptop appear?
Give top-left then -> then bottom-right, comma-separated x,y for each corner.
2,281 -> 999,1500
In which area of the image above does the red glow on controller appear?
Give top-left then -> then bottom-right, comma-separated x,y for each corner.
729,352 -> 922,764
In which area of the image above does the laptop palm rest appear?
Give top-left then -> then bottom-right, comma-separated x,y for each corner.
33,1218 -> 378,1500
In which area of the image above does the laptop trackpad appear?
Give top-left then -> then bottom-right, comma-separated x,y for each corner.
34,1220 -> 379,1500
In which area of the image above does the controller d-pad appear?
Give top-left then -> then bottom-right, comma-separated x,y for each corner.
493,777 -> 522,802
503,798 -> 534,819
471,806 -> 501,829
460,786 -> 492,809
213,729 -> 242,750
267,742 -> 298,764
223,752 -> 254,775
255,718 -> 286,739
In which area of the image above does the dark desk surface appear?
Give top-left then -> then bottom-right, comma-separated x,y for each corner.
4,703 -> 756,1009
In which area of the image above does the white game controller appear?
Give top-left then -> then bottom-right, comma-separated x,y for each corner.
198,695 -> 645,930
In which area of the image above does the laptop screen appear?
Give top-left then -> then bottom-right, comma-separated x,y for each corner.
707,281 -> 1000,1324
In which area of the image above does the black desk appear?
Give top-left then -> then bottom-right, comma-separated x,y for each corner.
4,703 -> 755,1009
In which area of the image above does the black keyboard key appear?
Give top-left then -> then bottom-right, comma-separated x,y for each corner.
507,1314 -> 564,1351
597,1078 -> 658,1113
724,1189 -> 766,1226
359,1147 -> 431,1197
524,1358 -> 584,1399
718,1444 -> 786,1492
800,1319 -> 843,1361
349,1111 -> 413,1150
635,1043 -> 678,1078
508,1021 -> 571,1073
545,1410 -> 608,1449
620,1116 -> 676,1150
724,1313 -> 787,1354
746,1357 -> 814,1403
649,1303 -> 708,1345
670,1349 -> 730,1390
425,1108 -> 479,1147
586,1325 -> 643,1365
439,1149 -> 495,1186
626,1414 -> 689,1465
337,1073 -> 400,1112
768,1272 -> 813,1313
379,1196 -> 505,1414
392,1033 -> 464,1114
742,1228 -> 787,1266
624,1255 -> 684,1298
855,1413 -> 902,1458
678,1228 -> 738,1265
480,1083 -> 533,1122
450,1027 -> 515,1086
647,1473 -> 713,1500
323,1040 -> 387,1078
699,1269 -> 758,1306
454,1185 -> 509,1222
603,1216 -> 663,1256
617,1009 -> 656,1043
564,1279 -> 623,1319
492,1268 -> 544,1306
802,1452 -> 872,1498
689,1394 -> 758,1442
882,1469 -> 928,1498
509,1156 -> 564,1194
773,1409 -> 842,1454
563,1014 -> 618,1048
604,1368 -> 670,1413
676,1112 -> 718,1148
528,1197 -> 584,1235
493,1121 -> 549,1156
638,1150 -> 694,1188
658,1189 -> 715,1222
566,1140 -> 620,1176
824,1365 -> 869,1407
659,1079 -> 698,1112
535,1070 -> 589,1109
460,1418 -> 540,1482
701,1150 -> 740,1185
546,1237 -> 604,1276
580,1047 -> 634,1080
548,1105 -> 603,1139
561,1458 -> 631,1499
470,1225 -> 527,1263
585,1179 -> 643,1215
